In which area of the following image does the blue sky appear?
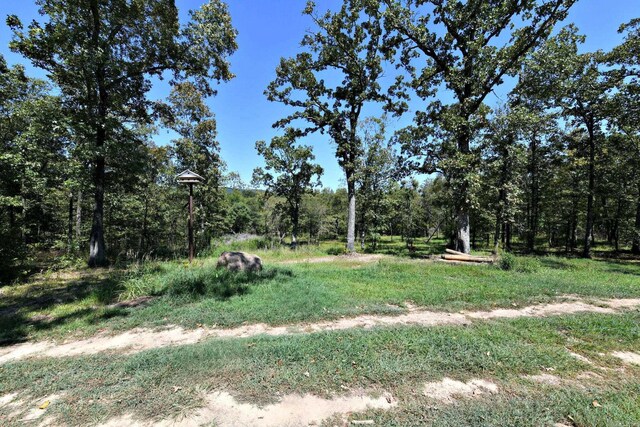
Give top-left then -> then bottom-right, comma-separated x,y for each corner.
1,0 -> 638,188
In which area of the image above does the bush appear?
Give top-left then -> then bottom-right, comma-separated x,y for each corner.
498,252 -> 516,271
515,257 -> 541,273
498,252 -> 540,273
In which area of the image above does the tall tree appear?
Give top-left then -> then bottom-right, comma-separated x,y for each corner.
0,56 -> 68,281
167,82 -> 227,248
252,130 -> 323,248
356,117 -> 398,250
607,19 -> 640,254
518,26 -> 611,257
266,0 -> 397,253
8,0 -> 237,266
382,0 -> 575,253
483,105 -> 526,252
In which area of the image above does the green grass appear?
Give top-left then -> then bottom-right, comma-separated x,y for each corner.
0,312 -> 638,426
1,240 -> 639,425
353,382 -> 640,427
1,247 -> 639,343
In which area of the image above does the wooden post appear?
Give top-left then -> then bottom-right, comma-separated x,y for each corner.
188,183 -> 194,263
176,170 -> 203,263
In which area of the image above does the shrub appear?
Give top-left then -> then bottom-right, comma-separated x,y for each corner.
498,252 -> 540,273
499,252 -> 516,271
515,257 -> 541,273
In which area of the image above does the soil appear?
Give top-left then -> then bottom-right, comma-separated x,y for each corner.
99,389 -> 396,427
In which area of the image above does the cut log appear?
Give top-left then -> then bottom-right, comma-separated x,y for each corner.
445,248 -> 467,256
441,254 -> 494,263
438,259 -> 489,266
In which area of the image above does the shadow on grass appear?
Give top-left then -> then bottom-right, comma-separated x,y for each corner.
537,257 -> 580,270
368,239 -> 447,258
164,267 -> 293,300
0,266 -> 294,346
0,273 -> 128,345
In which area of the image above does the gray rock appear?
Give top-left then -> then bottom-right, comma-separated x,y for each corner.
216,251 -> 263,272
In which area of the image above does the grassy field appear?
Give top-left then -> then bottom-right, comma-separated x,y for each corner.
0,238 -> 639,426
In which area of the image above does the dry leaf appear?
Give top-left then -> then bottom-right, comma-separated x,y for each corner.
592,400 -> 602,407
39,401 -> 50,410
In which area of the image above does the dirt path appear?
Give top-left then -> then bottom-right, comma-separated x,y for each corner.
100,389 -> 395,427
1,297 -> 639,365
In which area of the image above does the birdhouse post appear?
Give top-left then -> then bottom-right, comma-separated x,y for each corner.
176,170 -> 204,262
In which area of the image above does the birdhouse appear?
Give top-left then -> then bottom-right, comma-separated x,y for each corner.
176,169 -> 204,185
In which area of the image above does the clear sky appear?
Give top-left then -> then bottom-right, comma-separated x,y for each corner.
1,0 -> 638,188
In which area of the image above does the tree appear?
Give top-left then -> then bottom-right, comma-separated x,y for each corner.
356,117 -> 398,250
382,0 -> 575,253
482,105 -> 526,252
607,19 -> 640,254
8,0 -> 237,266
252,130 -> 323,247
266,0 -> 396,253
0,56 -> 68,281
167,82 -> 227,248
518,26 -> 611,257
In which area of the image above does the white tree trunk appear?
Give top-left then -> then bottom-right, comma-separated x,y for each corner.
457,211 -> 471,254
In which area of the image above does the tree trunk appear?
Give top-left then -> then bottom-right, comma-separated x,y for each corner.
493,215 -> 501,253
88,0 -> 107,267
527,134 -> 539,253
88,152 -> 107,267
67,192 -> 74,250
455,121 -> 472,254
632,184 -> 640,255
358,200 -> 366,251
138,194 -> 149,256
291,204 -> 299,249
456,209 -> 471,254
20,178 -> 26,244
582,124 -> 595,258
565,216 -> 573,253
75,190 -> 82,242
346,174 -> 356,253
612,195 -> 622,253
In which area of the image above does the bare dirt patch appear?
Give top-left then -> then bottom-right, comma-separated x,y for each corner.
422,378 -> 498,403
100,389 -> 396,427
611,351 -> 640,365
567,351 -> 595,365
1,392 -> 64,425
0,392 -> 18,406
602,298 -> 640,309
1,297 -> 639,365
523,373 -> 563,386
464,300 -> 615,320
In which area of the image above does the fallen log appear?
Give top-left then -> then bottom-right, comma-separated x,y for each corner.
438,258 -> 491,266
445,248 -> 467,256
441,254 -> 494,263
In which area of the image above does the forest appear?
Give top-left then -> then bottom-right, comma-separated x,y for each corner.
0,0 -> 638,281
